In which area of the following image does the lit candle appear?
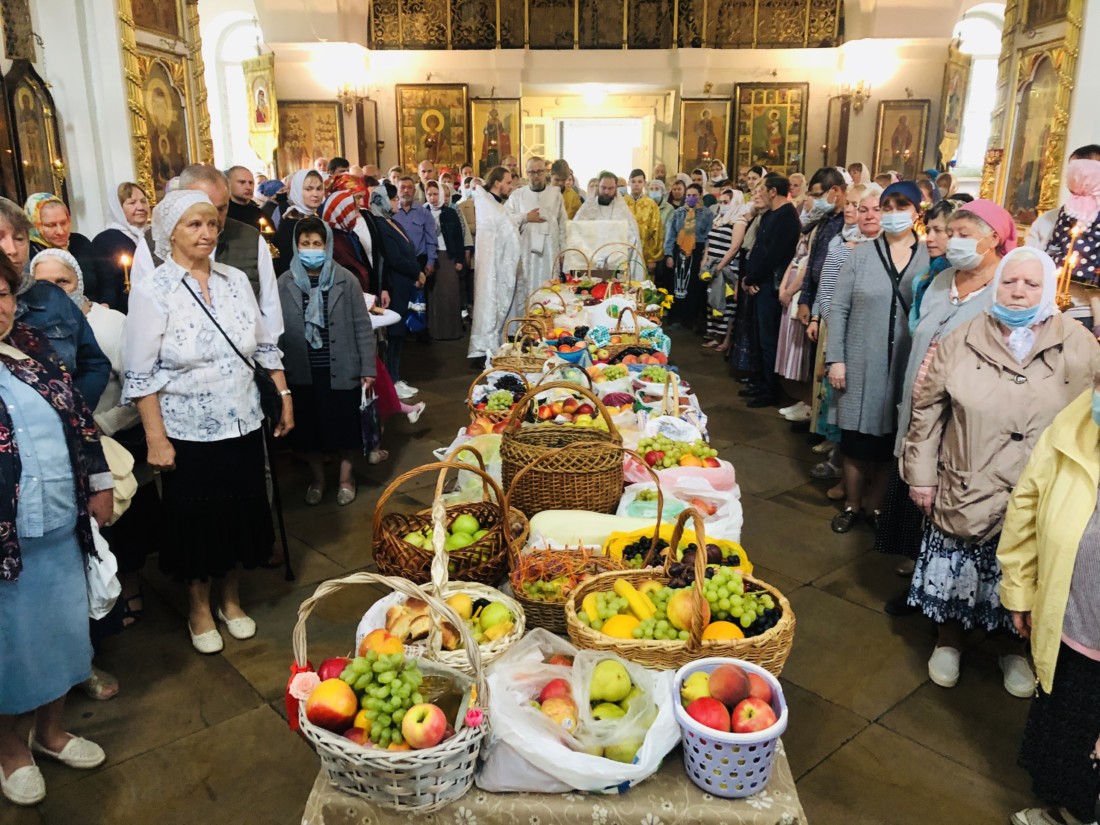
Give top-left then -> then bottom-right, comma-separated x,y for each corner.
120,253 -> 131,294
259,216 -> 274,236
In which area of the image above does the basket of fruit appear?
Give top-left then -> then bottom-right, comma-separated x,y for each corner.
635,285 -> 668,325
373,452 -> 529,586
603,307 -> 655,360
491,318 -> 549,373
466,369 -> 528,425
533,361 -> 595,392
564,510 -> 796,674
526,291 -> 568,337
500,381 -> 624,516
292,571 -> 488,811
505,442 -> 664,633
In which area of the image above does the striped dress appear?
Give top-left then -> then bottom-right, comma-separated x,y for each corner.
703,222 -> 738,339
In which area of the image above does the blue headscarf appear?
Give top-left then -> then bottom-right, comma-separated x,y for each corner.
258,179 -> 284,198
289,220 -> 336,349
881,181 -> 924,211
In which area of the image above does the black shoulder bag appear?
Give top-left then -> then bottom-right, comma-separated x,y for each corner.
182,280 -> 283,426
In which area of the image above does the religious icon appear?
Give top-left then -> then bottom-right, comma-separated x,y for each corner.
140,57 -> 191,196
132,0 -> 181,39
7,62 -> 63,200
1004,50 -> 1060,226
396,84 -> 469,172
275,101 -> 343,177
732,84 -> 808,174
678,99 -> 731,176
873,99 -> 930,182
471,99 -> 519,177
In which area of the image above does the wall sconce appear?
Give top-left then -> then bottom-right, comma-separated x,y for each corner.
337,82 -> 368,114
837,79 -> 872,113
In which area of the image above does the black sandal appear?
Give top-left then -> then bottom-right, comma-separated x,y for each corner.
121,592 -> 144,627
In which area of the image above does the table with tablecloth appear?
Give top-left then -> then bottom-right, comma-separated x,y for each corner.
301,741 -> 806,825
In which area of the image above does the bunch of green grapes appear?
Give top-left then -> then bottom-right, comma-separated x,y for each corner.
577,592 -> 629,630
628,586 -> 686,640
339,652 -> 425,747
639,365 -> 668,383
486,390 -> 515,411
635,489 -> 659,502
684,440 -> 720,459
701,568 -> 776,628
603,365 -> 628,380
637,435 -> 716,465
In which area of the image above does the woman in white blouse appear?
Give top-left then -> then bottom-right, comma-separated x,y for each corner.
123,191 -> 293,655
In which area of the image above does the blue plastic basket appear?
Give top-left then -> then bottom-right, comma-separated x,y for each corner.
672,657 -> 788,798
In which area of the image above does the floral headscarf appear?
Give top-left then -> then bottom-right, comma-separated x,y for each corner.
24,193 -> 69,249
325,173 -> 367,197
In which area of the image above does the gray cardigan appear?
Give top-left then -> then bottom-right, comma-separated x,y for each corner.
826,237 -> 927,437
277,266 -> 377,389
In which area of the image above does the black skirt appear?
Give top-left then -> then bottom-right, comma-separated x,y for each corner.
840,429 -> 896,462
1019,643 -> 1100,822
873,466 -> 925,559
287,368 -> 363,454
159,428 -> 274,582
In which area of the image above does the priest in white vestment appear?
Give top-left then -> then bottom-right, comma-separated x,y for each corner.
572,170 -> 644,271
468,167 -> 523,363
504,156 -> 567,319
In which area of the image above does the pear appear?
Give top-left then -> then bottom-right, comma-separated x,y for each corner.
589,660 -> 632,704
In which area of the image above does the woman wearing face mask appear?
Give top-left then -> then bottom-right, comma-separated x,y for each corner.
902,248 -> 1097,695
997,349 -> 1100,825
907,199 -> 960,331
663,183 -> 714,330
423,181 -> 466,341
702,189 -> 750,349
826,182 -> 927,533
273,169 -> 325,273
24,194 -> 100,305
936,172 -> 958,200
646,179 -> 674,228
91,182 -> 151,312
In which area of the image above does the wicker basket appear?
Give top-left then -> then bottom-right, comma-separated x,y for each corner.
533,361 -> 595,392
373,453 -> 528,586
635,286 -> 664,326
525,291 -> 567,337
605,307 -> 657,360
564,509 -> 797,674
506,441 -> 665,633
466,368 -> 528,426
490,318 -> 549,373
500,381 -> 623,517
293,571 -> 488,811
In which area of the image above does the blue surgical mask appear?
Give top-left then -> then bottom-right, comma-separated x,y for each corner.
990,302 -> 1041,329
813,196 -> 833,213
879,212 -> 914,235
648,190 -> 663,203
618,186 -> 628,196
299,249 -> 326,269
1093,391 -> 1100,427
685,194 -> 699,208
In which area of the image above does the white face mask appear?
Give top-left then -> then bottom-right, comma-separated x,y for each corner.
946,237 -> 986,271
841,224 -> 862,241
879,212 -> 914,235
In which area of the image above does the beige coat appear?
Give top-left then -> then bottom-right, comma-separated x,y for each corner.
901,312 -> 1098,544
998,389 -> 1099,692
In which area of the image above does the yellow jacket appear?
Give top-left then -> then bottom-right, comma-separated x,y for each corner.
997,388 -> 1100,693
562,188 -> 582,220
623,195 -> 664,266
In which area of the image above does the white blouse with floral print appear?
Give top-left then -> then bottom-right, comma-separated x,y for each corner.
123,257 -> 283,442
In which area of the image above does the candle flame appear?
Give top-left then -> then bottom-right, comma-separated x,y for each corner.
119,254 -> 131,266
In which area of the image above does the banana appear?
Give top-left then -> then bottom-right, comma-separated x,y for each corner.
582,592 -> 600,621
614,579 -> 656,621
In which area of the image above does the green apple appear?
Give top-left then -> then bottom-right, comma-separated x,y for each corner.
451,514 -> 480,536
445,533 -> 473,551
680,671 -> 710,705
589,660 -> 632,704
603,737 -> 644,764
592,702 -> 626,720
472,528 -> 489,540
403,531 -> 425,547
478,601 -> 512,631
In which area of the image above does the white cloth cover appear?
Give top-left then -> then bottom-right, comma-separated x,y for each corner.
468,186 -> 523,358
505,185 -> 568,317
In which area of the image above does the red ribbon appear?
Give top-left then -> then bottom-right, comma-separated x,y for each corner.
285,660 -> 314,731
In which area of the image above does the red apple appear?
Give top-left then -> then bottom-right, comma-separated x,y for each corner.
304,679 -> 359,732
731,697 -> 777,733
709,664 -> 751,708
644,450 -> 665,467
547,654 -> 574,667
703,457 -> 721,468
685,696 -> 731,732
575,403 -> 595,416
342,727 -> 372,747
538,678 -> 572,703
401,703 -> 448,749
492,421 -> 509,434
317,656 -> 351,682
746,672 -> 773,705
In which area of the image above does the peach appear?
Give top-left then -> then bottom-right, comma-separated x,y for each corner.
401,703 -> 448,749
709,664 -> 751,708
358,629 -> 404,657
746,672 -> 773,705
685,697 -> 731,732
342,727 -> 371,747
304,679 -> 359,732
667,588 -> 709,632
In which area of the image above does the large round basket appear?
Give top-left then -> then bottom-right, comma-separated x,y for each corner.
490,318 -> 548,373
506,441 -> 664,633
500,381 -> 623,517
373,452 -> 528,586
466,368 -> 529,425
526,290 -> 567,337
564,510 -> 796,675
292,571 -> 488,812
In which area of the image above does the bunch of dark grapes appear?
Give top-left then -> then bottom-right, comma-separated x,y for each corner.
745,607 -> 783,637
667,543 -> 741,588
573,325 -> 590,339
493,374 -> 527,404
621,535 -> 668,569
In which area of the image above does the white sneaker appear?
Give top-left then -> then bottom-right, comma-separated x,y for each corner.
928,646 -> 961,688
778,402 -> 804,416
783,405 -> 812,422
999,654 -> 1036,698
394,381 -> 418,399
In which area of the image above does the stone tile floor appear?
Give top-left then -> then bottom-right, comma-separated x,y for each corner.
9,330 -> 1038,824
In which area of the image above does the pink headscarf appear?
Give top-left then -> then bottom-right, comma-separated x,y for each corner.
1064,158 -> 1100,225
959,198 -> 1018,253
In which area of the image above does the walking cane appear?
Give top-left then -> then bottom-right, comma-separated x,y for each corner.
265,425 -> 295,582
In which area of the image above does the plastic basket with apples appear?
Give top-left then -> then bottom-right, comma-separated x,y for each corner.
673,657 -> 789,798
291,570 -> 488,812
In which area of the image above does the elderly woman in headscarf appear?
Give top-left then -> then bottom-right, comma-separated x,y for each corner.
277,217 -> 375,504
273,169 -> 325,273
936,172 -> 959,200
124,190 -> 292,656
91,182 -> 151,311
901,247 -> 1098,695
24,194 -> 100,303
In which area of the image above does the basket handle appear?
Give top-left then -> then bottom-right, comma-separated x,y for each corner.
502,440 -> 664,565
613,305 -> 642,335
502,379 -> 620,437
526,289 -> 567,316
533,361 -> 595,390
291,571 -> 487,716
555,246 -> 593,277
371,459 -> 507,551
501,316 -> 543,348
466,368 -> 528,410
663,508 -> 710,653
440,444 -> 492,503
658,371 -> 680,416
591,242 -> 642,278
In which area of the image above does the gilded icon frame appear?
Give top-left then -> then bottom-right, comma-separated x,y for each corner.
872,99 -> 931,181
678,99 -> 731,176
732,83 -> 808,175
395,84 -> 470,172
275,101 -> 345,178
471,99 -> 520,178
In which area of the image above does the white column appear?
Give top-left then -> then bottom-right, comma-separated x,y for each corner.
1064,4 -> 1099,160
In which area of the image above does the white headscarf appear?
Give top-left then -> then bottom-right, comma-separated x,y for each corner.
151,190 -> 213,262
714,189 -> 751,226
287,169 -> 321,217
30,248 -> 84,308
105,184 -> 147,246
987,246 -> 1059,362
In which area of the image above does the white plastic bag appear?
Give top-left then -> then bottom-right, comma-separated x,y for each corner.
668,477 -> 744,542
616,482 -> 687,522
478,631 -> 680,793
85,521 -> 121,620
